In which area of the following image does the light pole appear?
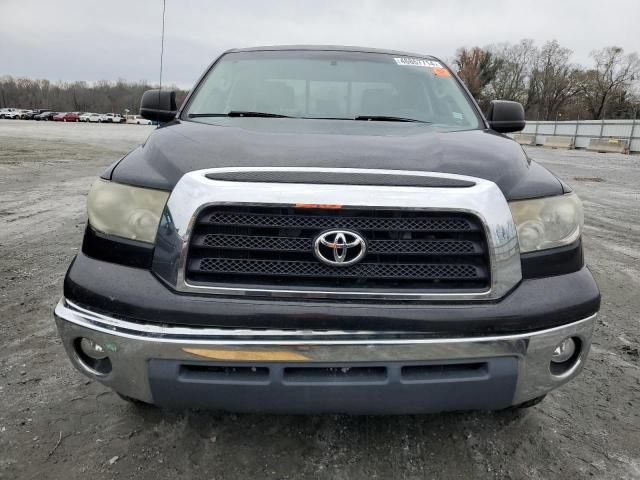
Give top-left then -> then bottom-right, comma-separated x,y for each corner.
553,112 -> 562,135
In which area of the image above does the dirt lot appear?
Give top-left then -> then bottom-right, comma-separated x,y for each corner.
0,120 -> 638,479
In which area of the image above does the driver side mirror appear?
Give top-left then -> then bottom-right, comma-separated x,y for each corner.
140,89 -> 177,123
486,100 -> 525,133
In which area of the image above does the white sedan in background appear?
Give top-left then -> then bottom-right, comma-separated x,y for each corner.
87,113 -> 104,123
126,115 -> 153,125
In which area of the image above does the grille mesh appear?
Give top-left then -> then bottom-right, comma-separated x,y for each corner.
186,206 -> 490,291
206,212 -> 474,232
201,234 -> 311,251
197,234 -> 478,255
196,258 -> 480,279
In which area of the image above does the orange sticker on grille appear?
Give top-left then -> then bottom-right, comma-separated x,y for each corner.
295,203 -> 343,209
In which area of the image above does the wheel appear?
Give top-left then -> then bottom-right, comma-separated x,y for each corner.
63,119 -> 66,122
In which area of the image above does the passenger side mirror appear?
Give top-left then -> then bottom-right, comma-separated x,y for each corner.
486,100 -> 525,133
140,89 -> 177,123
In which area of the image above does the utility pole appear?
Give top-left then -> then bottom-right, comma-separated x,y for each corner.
629,108 -> 637,152
554,112 -> 562,136
599,101 -> 606,138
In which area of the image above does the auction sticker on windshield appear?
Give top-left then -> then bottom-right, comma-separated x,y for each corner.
394,57 -> 442,68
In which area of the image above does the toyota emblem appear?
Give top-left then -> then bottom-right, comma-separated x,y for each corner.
313,230 -> 367,267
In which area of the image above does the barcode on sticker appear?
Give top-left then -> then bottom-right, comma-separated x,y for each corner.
394,57 -> 442,68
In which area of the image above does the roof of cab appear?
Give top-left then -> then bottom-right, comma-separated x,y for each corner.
225,45 -> 439,60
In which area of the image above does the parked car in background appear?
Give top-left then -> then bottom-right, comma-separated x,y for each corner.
35,111 -> 58,121
80,112 -> 104,122
53,112 -> 80,122
21,110 -> 39,120
0,108 -> 23,119
102,113 -> 124,123
126,115 -> 153,125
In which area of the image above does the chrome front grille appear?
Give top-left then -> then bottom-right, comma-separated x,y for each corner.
159,167 -> 522,300
185,206 -> 490,290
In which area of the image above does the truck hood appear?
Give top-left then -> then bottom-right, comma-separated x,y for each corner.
109,118 -> 564,200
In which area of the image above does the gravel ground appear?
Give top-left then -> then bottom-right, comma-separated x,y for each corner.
0,120 -> 638,479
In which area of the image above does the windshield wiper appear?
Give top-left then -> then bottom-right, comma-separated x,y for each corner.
188,112 -> 428,122
354,115 -> 430,123
188,111 -> 291,119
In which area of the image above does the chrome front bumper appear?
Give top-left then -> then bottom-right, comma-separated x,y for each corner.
54,298 -> 596,409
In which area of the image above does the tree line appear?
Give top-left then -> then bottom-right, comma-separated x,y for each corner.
1,40 -> 639,120
0,77 -> 188,114
454,41 -> 639,120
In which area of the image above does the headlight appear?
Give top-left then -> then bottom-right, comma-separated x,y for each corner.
87,179 -> 169,243
509,193 -> 583,253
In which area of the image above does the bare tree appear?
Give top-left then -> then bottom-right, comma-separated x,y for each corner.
453,47 -> 502,106
527,40 -> 580,120
579,46 -> 640,119
485,39 -> 536,103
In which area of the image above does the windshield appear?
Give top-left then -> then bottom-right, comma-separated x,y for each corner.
183,50 -> 482,128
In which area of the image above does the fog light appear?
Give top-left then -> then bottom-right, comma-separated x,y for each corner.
79,338 -> 108,360
551,337 -> 577,364
74,338 -> 112,375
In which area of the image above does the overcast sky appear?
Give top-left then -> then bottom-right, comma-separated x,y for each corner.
1,0 -> 639,89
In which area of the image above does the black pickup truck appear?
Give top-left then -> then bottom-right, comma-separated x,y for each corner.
54,46 -> 600,413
